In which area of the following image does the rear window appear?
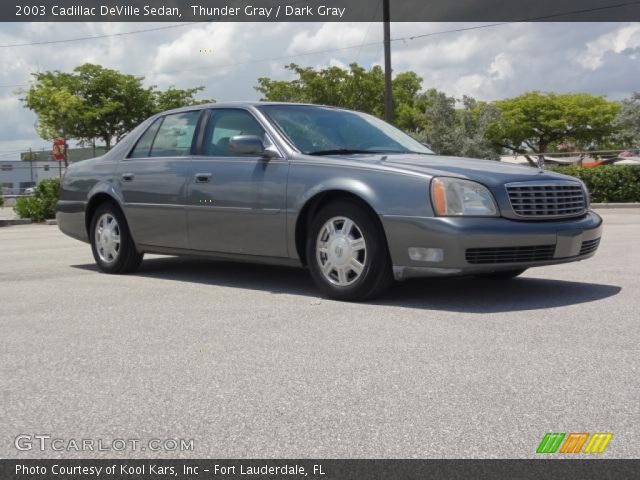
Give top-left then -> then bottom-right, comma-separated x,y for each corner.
129,118 -> 162,158
148,111 -> 201,158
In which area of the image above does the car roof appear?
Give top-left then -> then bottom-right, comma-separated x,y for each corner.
161,101 -> 347,115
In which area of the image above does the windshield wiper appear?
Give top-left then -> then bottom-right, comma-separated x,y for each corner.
307,148 -> 384,156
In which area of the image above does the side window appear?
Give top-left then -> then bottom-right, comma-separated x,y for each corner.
203,109 -> 266,157
130,118 -> 162,158
149,111 -> 201,158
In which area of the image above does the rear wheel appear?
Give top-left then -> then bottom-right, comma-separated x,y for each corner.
476,268 -> 526,280
306,200 -> 392,301
90,203 -> 143,274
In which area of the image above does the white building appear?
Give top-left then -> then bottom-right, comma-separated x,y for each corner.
0,160 -> 64,195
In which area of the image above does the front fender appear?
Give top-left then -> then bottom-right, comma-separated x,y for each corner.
285,163 -> 432,260
293,177 -> 381,215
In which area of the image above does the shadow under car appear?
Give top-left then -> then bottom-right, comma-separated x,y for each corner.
71,257 -> 622,313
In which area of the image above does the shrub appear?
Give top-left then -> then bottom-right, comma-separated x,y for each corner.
0,194 -> 4,207
549,165 -> 640,203
14,178 -> 60,221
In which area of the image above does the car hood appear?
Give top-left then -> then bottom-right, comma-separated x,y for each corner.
322,153 -> 577,187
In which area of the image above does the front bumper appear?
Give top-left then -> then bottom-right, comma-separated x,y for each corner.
381,211 -> 603,280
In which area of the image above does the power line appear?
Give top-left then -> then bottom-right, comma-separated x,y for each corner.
354,0 -> 382,63
0,22 -> 200,48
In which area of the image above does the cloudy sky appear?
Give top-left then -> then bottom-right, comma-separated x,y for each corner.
0,21 -> 639,155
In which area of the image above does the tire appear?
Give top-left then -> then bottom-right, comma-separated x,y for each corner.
89,202 -> 143,274
306,200 -> 392,301
475,268 -> 527,280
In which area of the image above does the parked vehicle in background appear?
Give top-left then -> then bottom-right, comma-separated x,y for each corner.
57,102 -> 602,301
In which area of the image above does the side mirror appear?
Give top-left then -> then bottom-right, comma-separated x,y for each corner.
229,135 -> 278,158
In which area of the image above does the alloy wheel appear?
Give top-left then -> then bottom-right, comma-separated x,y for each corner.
95,213 -> 121,264
316,216 -> 367,287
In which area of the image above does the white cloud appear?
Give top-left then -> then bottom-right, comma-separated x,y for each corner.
579,23 -> 640,70
150,23 -> 242,85
286,23 -> 368,54
488,53 -> 513,80
393,33 -> 485,72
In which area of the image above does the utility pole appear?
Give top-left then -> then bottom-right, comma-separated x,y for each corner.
383,0 -> 393,123
29,148 -> 34,184
61,126 -> 68,169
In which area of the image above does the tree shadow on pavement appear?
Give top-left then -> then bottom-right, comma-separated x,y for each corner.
73,256 -> 621,313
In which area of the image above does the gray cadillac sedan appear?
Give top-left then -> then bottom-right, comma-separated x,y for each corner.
57,102 -> 602,301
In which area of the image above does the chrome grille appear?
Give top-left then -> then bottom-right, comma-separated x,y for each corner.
466,245 -> 555,264
506,182 -> 587,218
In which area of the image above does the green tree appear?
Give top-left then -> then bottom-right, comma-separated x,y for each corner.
391,71 -> 423,131
412,89 -> 458,155
22,72 -> 83,164
255,62 -> 423,128
486,91 -> 620,165
256,63 -> 382,114
152,86 -> 213,114
71,64 -> 154,149
411,91 -> 501,159
454,96 -> 503,160
616,92 -> 640,147
23,63 -> 214,151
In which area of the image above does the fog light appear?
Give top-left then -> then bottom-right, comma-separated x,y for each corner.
408,247 -> 443,262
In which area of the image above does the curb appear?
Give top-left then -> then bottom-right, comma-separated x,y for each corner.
591,203 -> 640,209
0,219 -> 32,227
45,219 -> 57,225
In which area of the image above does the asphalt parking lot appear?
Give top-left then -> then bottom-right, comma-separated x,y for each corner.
1,209 -> 639,459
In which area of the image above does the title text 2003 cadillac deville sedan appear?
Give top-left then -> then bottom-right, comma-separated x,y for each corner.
57,102 -> 602,301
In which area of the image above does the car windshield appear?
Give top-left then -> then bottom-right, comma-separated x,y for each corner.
258,104 -> 434,156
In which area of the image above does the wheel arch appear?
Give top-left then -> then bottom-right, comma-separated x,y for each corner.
85,191 -> 126,238
294,189 -> 388,266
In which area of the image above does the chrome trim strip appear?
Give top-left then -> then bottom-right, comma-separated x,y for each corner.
504,180 -> 584,188
124,202 -> 281,213
123,202 -> 185,209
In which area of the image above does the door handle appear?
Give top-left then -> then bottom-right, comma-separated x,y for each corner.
195,173 -> 212,183
121,173 -> 135,182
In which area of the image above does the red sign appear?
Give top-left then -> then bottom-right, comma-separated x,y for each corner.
52,138 -> 65,161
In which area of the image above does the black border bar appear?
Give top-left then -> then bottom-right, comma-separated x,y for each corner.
3,0 -> 640,22
2,459 -> 640,480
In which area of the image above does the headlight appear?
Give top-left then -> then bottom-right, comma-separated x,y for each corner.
431,177 -> 498,216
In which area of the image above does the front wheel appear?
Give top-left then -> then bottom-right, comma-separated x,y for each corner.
306,200 -> 392,301
90,203 -> 143,274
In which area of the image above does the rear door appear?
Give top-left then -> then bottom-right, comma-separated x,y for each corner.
186,108 -> 289,257
117,110 -> 203,249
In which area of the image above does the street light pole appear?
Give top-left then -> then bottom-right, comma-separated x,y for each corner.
383,0 -> 393,123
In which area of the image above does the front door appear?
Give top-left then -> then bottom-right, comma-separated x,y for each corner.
186,108 -> 289,257
117,110 -> 202,249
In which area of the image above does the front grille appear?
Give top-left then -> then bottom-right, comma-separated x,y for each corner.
506,182 -> 587,218
466,245 -> 556,264
579,238 -> 600,256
